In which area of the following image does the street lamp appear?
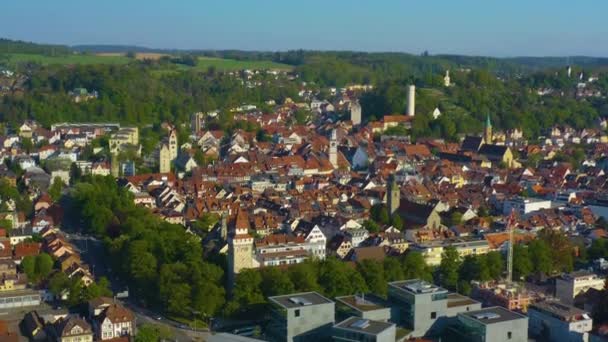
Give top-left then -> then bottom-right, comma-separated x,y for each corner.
190,308 -> 201,332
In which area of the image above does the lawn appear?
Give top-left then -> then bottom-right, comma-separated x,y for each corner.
2,53 -> 131,66
1,53 -> 292,72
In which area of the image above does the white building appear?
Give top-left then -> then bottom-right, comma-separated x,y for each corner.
503,197 -> 552,217
555,271 -> 605,306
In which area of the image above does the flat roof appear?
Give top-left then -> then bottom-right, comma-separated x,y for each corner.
334,317 -> 394,336
0,289 -> 40,298
460,307 -> 527,325
530,301 -> 590,322
447,293 -> 480,308
208,333 -> 266,342
335,294 -> 388,312
389,279 -> 448,295
560,270 -> 600,280
269,292 -> 333,309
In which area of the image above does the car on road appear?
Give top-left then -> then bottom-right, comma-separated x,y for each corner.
232,326 -> 257,337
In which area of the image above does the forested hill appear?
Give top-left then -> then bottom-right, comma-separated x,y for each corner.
65,41 -> 608,72
0,38 -> 71,56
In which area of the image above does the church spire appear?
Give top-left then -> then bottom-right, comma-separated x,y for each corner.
484,114 -> 493,144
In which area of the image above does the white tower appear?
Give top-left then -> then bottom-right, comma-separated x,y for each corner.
407,85 -> 416,117
444,70 -> 451,87
350,101 -> 362,126
329,129 -> 338,168
168,129 -> 178,161
567,65 -> 572,78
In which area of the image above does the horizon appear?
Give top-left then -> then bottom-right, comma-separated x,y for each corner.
5,37 -> 608,60
2,0 -> 608,58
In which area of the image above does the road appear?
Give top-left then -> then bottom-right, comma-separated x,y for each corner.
66,232 -> 211,341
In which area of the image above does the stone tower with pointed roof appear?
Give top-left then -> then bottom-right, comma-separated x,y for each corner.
387,174 -> 400,215
228,208 -> 255,275
484,114 -> 493,145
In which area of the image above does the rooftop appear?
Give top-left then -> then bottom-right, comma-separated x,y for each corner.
269,292 -> 333,309
389,279 -> 447,295
334,317 -> 395,336
460,307 -> 527,325
447,293 -> 480,308
335,294 -> 388,312
560,270 -> 600,280
530,301 -> 591,322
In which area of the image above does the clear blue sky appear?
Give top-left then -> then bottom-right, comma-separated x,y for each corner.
2,0 -> 607,57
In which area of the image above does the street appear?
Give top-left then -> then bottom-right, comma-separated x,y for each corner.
65,232 -> 210,341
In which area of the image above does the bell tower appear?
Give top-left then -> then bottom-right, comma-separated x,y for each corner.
484,114 -> 493,145
387,174 -> 400,215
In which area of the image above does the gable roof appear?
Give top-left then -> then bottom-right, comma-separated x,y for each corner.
461,136 -> 483,152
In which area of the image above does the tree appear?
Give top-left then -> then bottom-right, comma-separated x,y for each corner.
529,239 -> 552,275
363,220 -> 380,234
449,212 -> 463,227
288,261 -> 321,293
402,252 -> 432,281
378,207 -> 390,225
135,324 -> 173,342
383,257 -> 405,282
48,177 -> 65,201
34,253 -> 54,280
460,255 -> 489,283
357,260 -> 387,296
319,258 -> 368,298
513,244 -> 532,280
391,215 -> 404,230
48,272 -> 71,297
225,269 -> 265,316
589,239 -> 608,260
260,267 -> 295,297
22,256 -> 36,281
485,251 -> 504,280
438,247 -> 461,291
538,229 -> 574,274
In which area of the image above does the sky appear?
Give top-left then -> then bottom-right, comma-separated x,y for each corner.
2,0 -> 607,57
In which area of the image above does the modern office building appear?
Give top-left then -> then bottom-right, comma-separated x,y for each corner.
448,306 -> 528,342
332,317 -> 396,342
267,292 -> 335,342
335,294 -> 391,322
528,301 -> 592,342
387,279 -> 481,337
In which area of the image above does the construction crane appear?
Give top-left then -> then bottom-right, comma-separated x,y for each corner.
506,209 -> 516,284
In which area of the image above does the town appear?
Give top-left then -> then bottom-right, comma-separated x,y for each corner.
1,46 -> 608,342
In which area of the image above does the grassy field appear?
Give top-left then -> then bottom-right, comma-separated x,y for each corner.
2,53 -> 131,66
1,52 -> 292,72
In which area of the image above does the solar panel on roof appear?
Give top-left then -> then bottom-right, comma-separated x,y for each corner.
351,319 -> 370,329
473,312 -> 500,320
288,296 -> 312,306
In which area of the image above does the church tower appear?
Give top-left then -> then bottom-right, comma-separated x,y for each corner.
350,101 -> 362,126
484,114 -> 493,145
159,143 -> 171,173
444,70 -> 451,87
387,174 -> 400,215
329,129 -> 338,168
228,209 -> 255,275
168,129 -> 178,161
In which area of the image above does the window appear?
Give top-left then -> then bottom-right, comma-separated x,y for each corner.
295,309 -> 300,317
507,332 -> 512,339
430,312 -> 437,319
